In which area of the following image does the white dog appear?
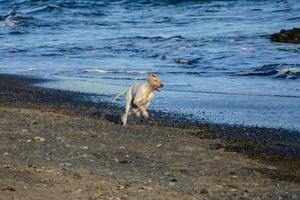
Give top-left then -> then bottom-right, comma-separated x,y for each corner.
114,73 -> 163,126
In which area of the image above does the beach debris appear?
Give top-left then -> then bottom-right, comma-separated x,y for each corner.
75,188 -> 82,193
1,186 -> 16,192
3,152 -> 9,156
168,177 -> 178,186
170,178 -> 178,182
169,181 -> 176,186
3,164 -> 10,168
112,185 -> 130,195
73,172 -> 82,180
59,162 -> 72,167
108,196 -> 128,200
118,159 -> 129,164
138,185 -> 153,192
79,153 -> 90,158
200,188 -> 209,194
113,157 -> 129,164
229,171 -> 237,176
34,136 -> 46,143
193,187 -> 209,194
156,143 -> 162,147
22,129 -> 29,133
266,165 -> 278,170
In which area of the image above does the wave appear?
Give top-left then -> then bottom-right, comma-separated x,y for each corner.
0,10 -> 22,27
166,88 -> 300,99
108,35 -> 188,43
102,77 -> 144,81
25,4 -> 62,14
82,68 -> 149,75
277,47 -> 300,53
175,58 -> 201,65
287,16 -> 300,21
0,9 -> 50,28
271,8 -> 292,13
167,71 -> 207,76
274,68 -> 300,79
240,64 -> 300,79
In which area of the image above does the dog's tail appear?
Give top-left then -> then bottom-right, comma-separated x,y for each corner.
113,91 -> 127,102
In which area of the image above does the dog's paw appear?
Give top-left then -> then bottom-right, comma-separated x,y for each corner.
135,111 -> 141,117
143,112 -> 149,119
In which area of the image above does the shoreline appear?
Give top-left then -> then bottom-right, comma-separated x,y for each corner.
37,77 -> 300,131
0,73 -> 299,199
1,73 -> 299,155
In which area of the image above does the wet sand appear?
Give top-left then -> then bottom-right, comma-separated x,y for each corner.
0,74 -> 299,200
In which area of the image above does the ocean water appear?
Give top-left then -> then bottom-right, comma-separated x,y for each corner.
0,0 -> 299,130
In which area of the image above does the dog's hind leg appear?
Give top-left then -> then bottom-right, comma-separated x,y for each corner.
122,92 -> 132,126
122,103 -> 130,126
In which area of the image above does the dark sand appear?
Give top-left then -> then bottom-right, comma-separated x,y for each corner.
0,74 -> 299,200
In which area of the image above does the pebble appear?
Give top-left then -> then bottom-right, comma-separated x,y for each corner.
34,136 -> 46,142
200,188 -> 209,194
170,178 -> 178,182
73,172 -> 82,180
59,162 -> 72,167
142,186 -> 153,191
169,182 -> 176,186
1,186 -> 16,192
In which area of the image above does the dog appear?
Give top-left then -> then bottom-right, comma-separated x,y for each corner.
114,73 -> 163,126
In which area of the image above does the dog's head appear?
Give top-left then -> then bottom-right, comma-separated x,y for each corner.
147,73 -> 163,92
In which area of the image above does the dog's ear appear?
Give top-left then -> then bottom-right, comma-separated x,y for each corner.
147,73 -> 153,79
148,72 -> 156,78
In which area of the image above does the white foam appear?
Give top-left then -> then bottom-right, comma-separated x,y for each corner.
275,67 -> 300,78
82,68 -> 148,75
116,69 -> 148,74
0,16 -> 18,27
83,68 -> 108,73
27,68 -> 36,71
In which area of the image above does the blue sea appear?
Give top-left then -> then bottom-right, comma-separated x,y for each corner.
0,0 -> 299,130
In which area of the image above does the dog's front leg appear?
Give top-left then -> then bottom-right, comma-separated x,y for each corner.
140,106 -> 149,118
136,100 -> 149,118
132,107 -> 141,117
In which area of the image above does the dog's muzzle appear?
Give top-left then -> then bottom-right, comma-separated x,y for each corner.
156,83 -> 163,91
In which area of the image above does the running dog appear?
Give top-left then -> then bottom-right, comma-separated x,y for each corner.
114,73 -> 163,126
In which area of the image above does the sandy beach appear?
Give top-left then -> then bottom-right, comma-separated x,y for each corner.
0,74 -> 299,200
